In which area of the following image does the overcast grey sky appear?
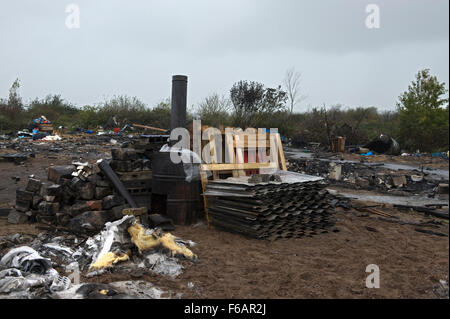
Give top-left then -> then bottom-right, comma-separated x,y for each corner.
0,0 -> 448,112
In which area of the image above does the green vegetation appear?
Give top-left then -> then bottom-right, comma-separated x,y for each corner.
0,69 -> 448,152
396,69 -> 449,152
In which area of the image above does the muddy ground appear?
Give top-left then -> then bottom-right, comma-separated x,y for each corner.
0,143 -> 449,299
1,206 -> 448,299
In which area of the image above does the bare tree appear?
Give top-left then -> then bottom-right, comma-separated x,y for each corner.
284,67 -> 306,114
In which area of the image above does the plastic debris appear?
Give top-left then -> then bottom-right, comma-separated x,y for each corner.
361,151 -> 373,156
1,246 -> 54,275
42,135 -> 62,141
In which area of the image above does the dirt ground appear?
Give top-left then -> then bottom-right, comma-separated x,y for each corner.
1,207 -> 448,299
0,147 -> 448,299
0,150 -> 104,209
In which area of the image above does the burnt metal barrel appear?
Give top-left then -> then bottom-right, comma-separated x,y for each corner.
151,151 -> 200,225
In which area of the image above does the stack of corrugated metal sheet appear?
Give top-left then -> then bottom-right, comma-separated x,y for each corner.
203,171 -> 337,240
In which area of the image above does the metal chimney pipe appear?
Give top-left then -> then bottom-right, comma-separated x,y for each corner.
170,75 -> 188,131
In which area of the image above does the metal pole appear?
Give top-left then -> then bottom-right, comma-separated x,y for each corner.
170,75 -> 188,132
97,159 -> 138,208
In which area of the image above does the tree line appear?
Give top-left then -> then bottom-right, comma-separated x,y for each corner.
1,69 -> 448,152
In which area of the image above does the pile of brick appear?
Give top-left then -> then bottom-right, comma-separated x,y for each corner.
9,163 -> 131,233
8,142 -> 161,233
110,146 -> 154,208
109,136 -> 165,172
110,147 -> 151,172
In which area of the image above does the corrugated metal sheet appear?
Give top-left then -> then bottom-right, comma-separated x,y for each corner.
204,172 -> 336,240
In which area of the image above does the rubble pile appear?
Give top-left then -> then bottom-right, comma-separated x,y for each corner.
0,215 -> 197,299
0,245 -> 72,297
204,171 -> 339,240
0,135 -> 131,163
7,136 -> 169,232
10,163 -> 129,233
288,158 -> 444,195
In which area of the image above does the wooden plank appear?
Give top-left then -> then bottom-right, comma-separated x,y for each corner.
200,162 -> 278,171
132,123 -> 168,133
200,170 -> 211,228
276,133 -> 287,171
209,134 -> 220,180
232,138 -> 270,148
225,130 -> 239,177
266,133 -> 279,171
234,134 -> 246,176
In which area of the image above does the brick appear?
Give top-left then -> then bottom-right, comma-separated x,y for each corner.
79,182 -> 95,200
69,201 -> 90,217
48,165 -> 76,183
52,202 -> 60,214
96,179 -> 112,188
86,200 -> 103,211
61,185 -> 76,205
44,195 -> 56,202
87,174 -> 102,185
111,204 -> 130,220
38,201 -> 54,215
328,163 -> 342,181
16,188 -> 33,202
47,184 -> 62,197
32,196 -> 43,209
36,215 -> 55,224
102,195 -> 125,210
8,210 -> 28,224
56,212 -> 71,226
25,178 -> 42,194
39,182 -> 50,196
95,187 -> 112,199
68,211 -> 112,233
122,207 -> 147,216
15,200 -> 31,212
70,177 -> 84,190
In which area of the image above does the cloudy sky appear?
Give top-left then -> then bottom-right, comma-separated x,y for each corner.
0,0 -> 448,112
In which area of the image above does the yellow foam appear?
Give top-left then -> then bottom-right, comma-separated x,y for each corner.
128,223 -> 197,260
90,251 -> 130,270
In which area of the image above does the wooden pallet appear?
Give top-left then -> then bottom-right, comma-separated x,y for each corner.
199,131 -> 287,227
